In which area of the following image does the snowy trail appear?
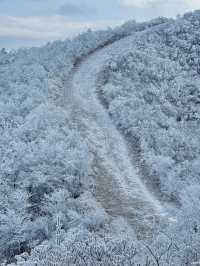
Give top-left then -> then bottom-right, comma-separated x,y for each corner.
64,35 -> 168,237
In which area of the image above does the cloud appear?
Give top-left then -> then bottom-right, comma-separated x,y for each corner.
184,0 -> 200,9
58,2 -> 94,19
59,3 -> 85,16
121,0 -> 150,7
120,0 -> 200,9
0,14 -> 122,40
0,15 -> 74,39
118,0 -> 200,20
1,0 -> 200,49
57,0 -> 124,20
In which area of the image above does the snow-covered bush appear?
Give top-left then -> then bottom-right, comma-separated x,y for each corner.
0,103 -> 93,262
9,228 -> 197,266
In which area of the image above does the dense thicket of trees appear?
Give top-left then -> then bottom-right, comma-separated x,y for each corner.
98,10 -> 200,264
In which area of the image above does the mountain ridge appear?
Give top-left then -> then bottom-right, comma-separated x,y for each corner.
1,10 -> 200,265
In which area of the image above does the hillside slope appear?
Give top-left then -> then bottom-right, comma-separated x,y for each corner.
1,10 -> 200,266
99,11 -> 200,210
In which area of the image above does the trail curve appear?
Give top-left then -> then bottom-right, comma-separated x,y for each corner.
64,34 -> 169,238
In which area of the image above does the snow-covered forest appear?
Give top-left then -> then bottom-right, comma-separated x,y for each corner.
1,10 -> 200,266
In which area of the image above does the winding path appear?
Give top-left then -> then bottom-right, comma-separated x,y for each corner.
64,35 -> 168,238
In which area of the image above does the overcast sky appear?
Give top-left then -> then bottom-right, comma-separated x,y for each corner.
0,0 -> 200,49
